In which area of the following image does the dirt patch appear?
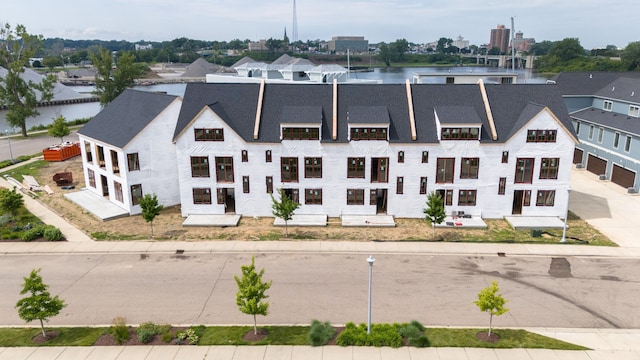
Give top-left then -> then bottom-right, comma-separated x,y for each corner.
32,330 -> 60,344
242,328 -> 269,342
476,331 -> 500,343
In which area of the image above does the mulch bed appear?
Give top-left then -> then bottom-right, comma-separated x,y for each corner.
241,328 -> 269,342
476,331 -> 500,343
94,327 -> 188,346
32,331 -> 60,344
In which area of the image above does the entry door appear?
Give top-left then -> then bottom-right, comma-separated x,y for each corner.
100,175 -> 109,197
224,188 -> 235,214
371,189 -> 387,214
512,190 -> 524,215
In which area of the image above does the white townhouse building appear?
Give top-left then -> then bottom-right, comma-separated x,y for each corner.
169,81 -> 577,219
77,90 -> 183,215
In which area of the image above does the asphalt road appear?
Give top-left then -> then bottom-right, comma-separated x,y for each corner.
1,251 -> 638,328
0,131 -> 79,162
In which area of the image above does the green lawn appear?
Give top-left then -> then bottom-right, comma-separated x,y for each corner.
0,325 -> 587,350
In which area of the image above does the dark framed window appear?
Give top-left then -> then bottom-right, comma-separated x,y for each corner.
347,189 -> 365,205
444,189 -> 453,206
305,188 -> 322,204
436,158 -> 455,183
422,151 -> 429,163
283,188 -> 299,204
501,151 -> 509,164
420,177 -> 428,194
460,158 -> 479,179
88,169 -> 95,188
242,176 -> 250,193
130,184 -> 142,206
498,177 -> 506,195
523,190 -> 532,206
281,157 -> 298,182
110,150 -> 119,173
193,188 -> 212,204
191,156 -> 210,177
527,129 -> 557,143
350,127 -> 387,140
114,181 -> 123,203
398,151 -> 404,163
396,176 -> 404,194
127,153 -> 140,171
194,128 -> 224,141
441,127 -> 479,140
216,189 -> 225,204
371,157 -> 389,183
515,158 -> 534,184
282,127 -> 320,140
215,157 -> 234,182
347,157 -> 365,178
96,145 -> 105,167
266,176 -> 273,193
614,133 -> 620,149
241,150 -> 248,162
458,189 -> 477,206
625,135 -> 632,152
265,150 -> 272,162
540,158 -> 559,179
304,157 -> 322,178
536,190 -> 555,206
84,141 -> 93,162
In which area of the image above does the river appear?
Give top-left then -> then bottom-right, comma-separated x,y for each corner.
0,66 -> 550,132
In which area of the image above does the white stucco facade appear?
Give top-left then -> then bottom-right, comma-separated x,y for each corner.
79,98 -> 183,214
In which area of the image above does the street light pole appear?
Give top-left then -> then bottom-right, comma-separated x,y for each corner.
367,255 -> 375,334
561,188 -> 572,243
5,130 -> 14,164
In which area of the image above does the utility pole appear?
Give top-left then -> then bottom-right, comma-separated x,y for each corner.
511,16 -> 516,72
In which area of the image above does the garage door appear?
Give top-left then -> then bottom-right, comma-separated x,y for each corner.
573,148 -> 584,165
586,154 -> 607,176
611,164 -> 635,189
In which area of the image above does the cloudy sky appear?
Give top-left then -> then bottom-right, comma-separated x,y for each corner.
3,0 -> 636,49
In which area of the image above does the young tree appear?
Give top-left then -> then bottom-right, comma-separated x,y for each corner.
48,115 -> 70,143
423,191 -> 446,238
271,188 -> 299,237
0,23 -> 56,136
234,256 -> 272,335
139,193 -> 163,237
0,187 -> 24,218
91,47 -> 145,107
474,281 -> 509,337
16,268 -> 66,338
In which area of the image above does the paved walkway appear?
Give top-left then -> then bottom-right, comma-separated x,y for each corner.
2,166 -> 640,358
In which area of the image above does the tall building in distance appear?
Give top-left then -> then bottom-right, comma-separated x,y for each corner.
453,35 -> 469,50
328,36 -> 368,54
512,31 -> 535,53
489,24 -> 510,54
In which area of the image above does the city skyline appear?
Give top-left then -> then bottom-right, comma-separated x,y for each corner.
3,0 -> 636,49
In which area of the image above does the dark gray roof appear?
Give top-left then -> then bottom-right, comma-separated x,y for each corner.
572,107 -> 640,135
281,106 -> 322,124
182,57 -> 225,77
347,106 -> 389,124
552,72 -> 640,96
79,89 -> 178,148
593,77 -> 640,104
435,106 -> 482,125
173,83 -> 574,144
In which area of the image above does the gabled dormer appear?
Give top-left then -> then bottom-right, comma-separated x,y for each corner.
280,105 -> 322,140
434,106 -> 482,141
347,106 -> 390,141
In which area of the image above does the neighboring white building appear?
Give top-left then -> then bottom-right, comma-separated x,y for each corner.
77,90 -> 183,215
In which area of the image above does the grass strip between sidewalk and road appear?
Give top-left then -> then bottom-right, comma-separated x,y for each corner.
0,326 -> 588,350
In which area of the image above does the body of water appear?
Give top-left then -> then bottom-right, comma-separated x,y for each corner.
0,66 -> 550,131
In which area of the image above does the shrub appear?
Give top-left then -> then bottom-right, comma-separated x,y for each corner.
409,335 -> 431,347
336,322 -> 402,348
398,323 -> 422,339
136,322 -> 158,344
307,320 -> 336,346
43,225 -> 63,241
161,329 -> 173,343
20,225 -> 45,241
177,328 -> 199,345
110,317 -> 129,344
